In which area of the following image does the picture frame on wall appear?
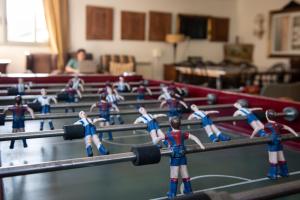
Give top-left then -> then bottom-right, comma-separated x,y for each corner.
269,1 -> 300,57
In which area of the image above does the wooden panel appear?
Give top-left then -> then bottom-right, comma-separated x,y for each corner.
86,6 -> 113,40
149,11 -> 172,41
209,17 -> 229,42
121,11 -> 146,40
164,64 -> 177,81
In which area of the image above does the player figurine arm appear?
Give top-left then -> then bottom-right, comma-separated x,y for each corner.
158,94 -> 165,101
76,90 -> 82,98
249,107 -> 263,112
187,113 -> 196,120
131,87 -> 137,92
51,96 -> 58,104
26,107 -> 35,119
79,84 -> 84,92
153,114 -> 167,119
117,94 -> 125,101
232,110 -> 243,125
93,118 -> 106,124
160,101 -> 166,108
146,88 -> 152,95
204,110 -> 220,115
126,83 -> 131,91
179,100 -> 188,109
90,103 -> 96,112
25,84 -> 31,91
112,104 -> 120,112
188,134 -> 205,149
282,124 -> 299,137
133,117 -> 143,124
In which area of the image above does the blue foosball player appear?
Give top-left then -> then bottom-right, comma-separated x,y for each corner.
113,76 -> 131,92
33,88 -> 57,131
133,107 -> 167,146
156,117 -> 205,199
233,102 -> 267,137
106,87 -> 124,125
188,104 -> 231,142
251,110 -> 298,180
3,95 -> 35,149
74,111 -> 109,157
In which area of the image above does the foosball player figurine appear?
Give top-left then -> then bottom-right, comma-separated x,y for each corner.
167,81 -> 182,96
3,95 -> 35,149
156,117 -> 205,199
133,107 -> 167,146
16,78 -> 30,95
74,111 -> 109,157
233,102 -> 267,137
188,104 -> 231,142
113,76 -> 131,92
62,85 -> 82,113
251,110 -> 298,180
106,87 -> 124,124
90,94 -> 117,141
67,75 -> 85,91
158,86 -> 181,101
160,94 -> 188,120
132,81 -> 152,101
34,89 -> 57,131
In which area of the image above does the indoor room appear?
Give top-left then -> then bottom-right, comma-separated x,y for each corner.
0,0 -> 299,199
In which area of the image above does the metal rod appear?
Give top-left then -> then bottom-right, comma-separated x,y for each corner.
0,134 -> 298,178
0,86 -> 161,94
0,116 -> 251,141
0,97 -> 209,110
0,81 -> 145,89
3,103 -> 233,121
231,179 -> 300,200
0,91 -> 162,101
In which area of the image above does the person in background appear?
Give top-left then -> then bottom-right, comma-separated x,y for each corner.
65,49 -> 87,73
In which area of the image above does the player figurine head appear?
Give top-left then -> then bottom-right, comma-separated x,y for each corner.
15,95 -> 22,105
138,107 -> 147,115
190,104 -> 199,112
79,111 -> 87,119
170,117 -> 181,130
233,102 -> 242,109
119,77 -> 124,82
265,109 -> 276,123
18,78 -> 23,84
99,94 -> 106,101
41,88 -> 47,96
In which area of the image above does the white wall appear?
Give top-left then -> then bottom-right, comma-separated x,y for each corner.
69,0 -> 238,79
236,0 -> 292,70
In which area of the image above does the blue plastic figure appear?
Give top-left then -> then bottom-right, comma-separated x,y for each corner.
74,111 -> 109,157
3,95 -> 35,149
106,87 -> 124,124
156,117 -> 205,199
133,107 -> 167,145
113,76 -> 131,92
233,102 -> 267,137
251,110 -> 298,180
16,78 -> 30,95
34,88 -> 57,131
188,104 -> 231,142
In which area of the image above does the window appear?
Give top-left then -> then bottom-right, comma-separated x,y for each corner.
4,0 -> 49,44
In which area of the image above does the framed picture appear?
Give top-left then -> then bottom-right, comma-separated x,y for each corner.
224,44 -> 254,64
269,1 -> 300,57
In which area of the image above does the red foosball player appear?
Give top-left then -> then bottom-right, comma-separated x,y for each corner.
251,110 -> 298,180
156,117 -> 205,199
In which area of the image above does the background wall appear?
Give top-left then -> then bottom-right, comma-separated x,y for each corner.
0,0 -> 295,75
236,0 -> 293,70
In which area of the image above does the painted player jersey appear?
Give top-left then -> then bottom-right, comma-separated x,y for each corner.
36,96 -> 52,106
238,108 -> 258,123
265,122 -> 284,152
106,94 -> 118,104
8,105 -> 28,119
193,111 -> 213,126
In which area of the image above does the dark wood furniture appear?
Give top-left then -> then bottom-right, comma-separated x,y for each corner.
86,6 -> 113,40
121,11 -> 146,40
208,17 -> 230,42
164,64 -> 177,81
149,11 -> 172,41
0,59 -> 11,74
26,54 -> 58,73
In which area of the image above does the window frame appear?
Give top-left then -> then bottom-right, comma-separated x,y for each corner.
1,0 -> 49,46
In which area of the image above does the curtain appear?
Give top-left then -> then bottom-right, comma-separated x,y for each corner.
44,0 -> 69,71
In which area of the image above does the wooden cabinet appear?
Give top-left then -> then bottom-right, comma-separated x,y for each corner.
208,17 -> 230,42
164,64 -> 177,81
